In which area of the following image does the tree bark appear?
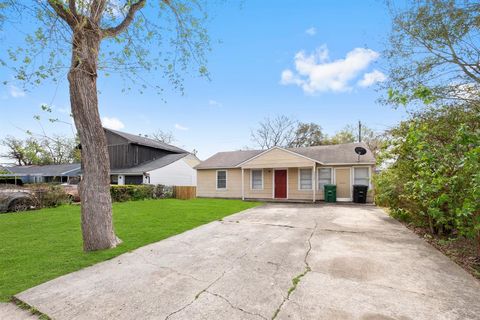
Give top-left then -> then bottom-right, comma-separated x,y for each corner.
68,26 -> 120,251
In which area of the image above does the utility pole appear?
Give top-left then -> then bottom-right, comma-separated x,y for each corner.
358,120 -> 362,143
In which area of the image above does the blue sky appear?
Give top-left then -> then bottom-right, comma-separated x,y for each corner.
0,0 -> 407,161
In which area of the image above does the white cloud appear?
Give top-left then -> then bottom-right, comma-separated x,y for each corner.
281,45 -> 381,94
9,85 -> 26,98
208,99 -> 222,107
305,27 -> 317,36
102,117 -> 125,130
174,123 -> 189,131
358,70 -> 386,87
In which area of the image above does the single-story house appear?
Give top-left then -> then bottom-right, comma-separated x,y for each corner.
195,143 -> 375,202
0,128 -> 200,186
0,163 -> 82,185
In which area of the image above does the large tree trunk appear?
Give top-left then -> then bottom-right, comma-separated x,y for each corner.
68,27 -> 120,251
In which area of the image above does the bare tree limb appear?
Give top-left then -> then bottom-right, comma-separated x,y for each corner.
68,0 -> 78,17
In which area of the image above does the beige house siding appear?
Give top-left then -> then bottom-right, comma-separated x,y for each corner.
196,169 -> 242,198
243,169 -> 273,199
287,167 -> 314,200
196,164 -> 375,203
240,148 -> 315,169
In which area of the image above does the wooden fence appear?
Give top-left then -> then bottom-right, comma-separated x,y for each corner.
173,186 -> 197,200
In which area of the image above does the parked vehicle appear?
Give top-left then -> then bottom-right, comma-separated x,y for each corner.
0,187 -> 38,213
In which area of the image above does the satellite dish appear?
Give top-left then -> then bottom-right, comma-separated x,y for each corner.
355,147 -> 367,155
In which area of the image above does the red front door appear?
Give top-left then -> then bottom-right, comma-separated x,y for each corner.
274,170 -> 287,199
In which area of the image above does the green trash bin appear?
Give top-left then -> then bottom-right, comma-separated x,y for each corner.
324,184 -> 337,203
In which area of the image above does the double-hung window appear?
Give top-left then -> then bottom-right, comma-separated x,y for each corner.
216,170 -> 227,189
353,167 -> 370,186
318,168 -> 332,189
251,169 -> 263,190
299,168 -> 313,190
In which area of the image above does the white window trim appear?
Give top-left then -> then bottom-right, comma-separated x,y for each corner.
216,170 -> 227,190
353,166 -> 371,188
298,168 -> 313,191
317,167 -> 334,191
250,169 -> 264,190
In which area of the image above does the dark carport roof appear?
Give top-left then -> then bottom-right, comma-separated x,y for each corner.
105,128 -> 188,154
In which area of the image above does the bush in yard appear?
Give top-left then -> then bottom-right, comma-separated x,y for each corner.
153,185 -> 174,199
25,184 -> 70,208
110,185 -> 155,202
375,104 -> 480,258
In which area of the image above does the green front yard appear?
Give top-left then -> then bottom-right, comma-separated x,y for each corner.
0,198 -> 261,301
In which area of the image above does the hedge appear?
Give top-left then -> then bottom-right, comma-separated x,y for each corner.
110,184 -> 173,202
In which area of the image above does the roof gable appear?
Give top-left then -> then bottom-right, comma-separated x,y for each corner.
237,146 -> 317,168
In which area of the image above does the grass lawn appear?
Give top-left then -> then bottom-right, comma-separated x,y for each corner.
0,198 -> 261,301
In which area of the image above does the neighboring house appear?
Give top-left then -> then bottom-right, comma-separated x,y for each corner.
0,163 -> 81,184
196,143 -> 375,202
105,128 -> 199,186
0,128 -> 200,186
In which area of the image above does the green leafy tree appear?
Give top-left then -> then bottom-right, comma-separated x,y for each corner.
324,124 -> 384,157
0,1 -> 210,251
1,136 -> 44,165
289,122 -> 326,148
1,135 -> 80,165
375,105 -> 480,257
383,0 -> 480,107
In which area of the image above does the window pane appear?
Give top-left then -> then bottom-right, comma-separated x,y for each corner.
251,170 -> 263,189
217,171 -> 227,189
318,168 -> 332,189
354,168 -> 369,185
299,169 -> 312,190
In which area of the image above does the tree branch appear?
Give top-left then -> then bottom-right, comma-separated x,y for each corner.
47,0 -> 76,27
101,0 -> 147,38
69,0 -> 78,17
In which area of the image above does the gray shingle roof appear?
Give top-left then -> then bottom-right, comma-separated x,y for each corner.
110,153 -> 188,174
196,143 -> 375,169
195,150 -> 263,169
3,163 -> 81,176
105,128 -> 188,154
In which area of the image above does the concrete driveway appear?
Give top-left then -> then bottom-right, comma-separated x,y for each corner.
15,204 -> 480,320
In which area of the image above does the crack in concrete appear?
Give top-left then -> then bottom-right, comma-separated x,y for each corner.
221,220 -> 312,230
164,234 -> 282,320
271,222 -> 318,320
205,291 -> 268,320
317,228 -> 366,234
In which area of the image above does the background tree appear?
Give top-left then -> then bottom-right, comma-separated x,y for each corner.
1,135 -> 80,165
289,122 -> 325,147
149,130 -> 175,144
324,124 -> 384,157
384,0 -> 480,107
0,1 -> 210,251
1,136 -> 44,166
250,115 -> 297,149
325,127 -> 357,145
